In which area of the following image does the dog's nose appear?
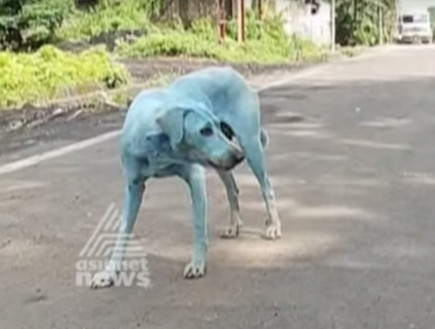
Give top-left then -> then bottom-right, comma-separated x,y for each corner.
221,152 -> 244,170
233,151 -> 245,166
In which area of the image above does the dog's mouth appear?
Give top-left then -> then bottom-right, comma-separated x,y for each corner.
207,153 -> 245,170
207,160 -> 225,170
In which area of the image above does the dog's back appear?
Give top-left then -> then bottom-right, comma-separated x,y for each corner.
167,66 -> 256,117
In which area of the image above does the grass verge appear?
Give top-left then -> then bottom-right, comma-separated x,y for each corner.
0,45 -> 130,109
115,15 -> 329,65
116,31 -> 329,64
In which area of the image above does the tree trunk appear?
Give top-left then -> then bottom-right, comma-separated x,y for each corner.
177,0 -> 190,28
225,0 -> 233,19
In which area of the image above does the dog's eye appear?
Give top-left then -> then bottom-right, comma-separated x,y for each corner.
200,127 -> 213,137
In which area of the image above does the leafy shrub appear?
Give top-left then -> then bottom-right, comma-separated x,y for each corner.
117,31 -> 214,58
56,0 -> 155,42
0,0 -> 75,50
117,11 -> 326,65
189,17 -> 218,41
0,45 -> 130,108
353,20 -> 378,46
226,9 -> 263,40
117,30 -> 326,64
335,0 -> 391,46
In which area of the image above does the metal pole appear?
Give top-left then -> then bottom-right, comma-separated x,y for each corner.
238,0 -> 245,43
331,0 -> 336,51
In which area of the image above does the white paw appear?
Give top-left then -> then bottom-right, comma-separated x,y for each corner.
183,261 -> 206,279
264,222 -> 282,240
91,271 -> 116,289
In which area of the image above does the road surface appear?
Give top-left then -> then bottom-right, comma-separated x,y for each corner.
1,45 -> 435,329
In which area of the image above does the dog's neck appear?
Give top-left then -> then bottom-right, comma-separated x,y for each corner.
143,133 -> 193,169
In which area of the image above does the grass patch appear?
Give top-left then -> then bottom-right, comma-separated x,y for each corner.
58,4 -> 328,65
117,25 -> 328,64
0,45 -> 130,109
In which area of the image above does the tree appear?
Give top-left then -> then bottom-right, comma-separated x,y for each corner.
428,6 -> 435,26
0,0 -> 75,50
331,0 -> 397,46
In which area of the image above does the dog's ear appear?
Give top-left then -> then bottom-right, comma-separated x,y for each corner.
156,107 -> 187,150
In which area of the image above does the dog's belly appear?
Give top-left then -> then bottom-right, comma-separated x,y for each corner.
141,161 -> 186,179
153,166 -> 180,178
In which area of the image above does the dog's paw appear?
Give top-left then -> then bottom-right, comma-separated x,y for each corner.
183,261 -> 206,279
220,224 -> 240,239
90,271 -> 115,289
263,222 -> 282,240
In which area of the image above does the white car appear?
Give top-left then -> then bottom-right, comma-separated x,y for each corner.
397,11 -> 433,44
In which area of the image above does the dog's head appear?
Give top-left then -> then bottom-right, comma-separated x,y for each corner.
156,105 -> 244,170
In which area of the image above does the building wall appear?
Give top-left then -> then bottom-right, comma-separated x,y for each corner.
277,0 -> 332,46
400,0 -> 435,12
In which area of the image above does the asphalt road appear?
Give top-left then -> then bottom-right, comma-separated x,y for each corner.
1,45 -> 435,329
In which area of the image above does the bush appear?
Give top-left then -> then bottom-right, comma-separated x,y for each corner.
0,0 -> 75,50
56,0 -> 155,42
335,0 -> 394,46
117,13 -> 327,65
117,31 -> 326,64
0,45 -> 130,109
226,10 -> 263,40
189,17 -> 218,41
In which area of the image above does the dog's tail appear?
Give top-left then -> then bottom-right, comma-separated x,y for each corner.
260,129 -> 269,149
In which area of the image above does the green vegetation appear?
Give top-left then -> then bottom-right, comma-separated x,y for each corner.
1,0 -> 399,110
55,1 -> 327,65
117,31 -> 326,64
429,6 -> 435,25
116,12 -> 327,64
0,45 -> 130,109
0,0 -> 76,50
56,0 -> 155,42
429,6 -> 435,36
334,0 -> 397,46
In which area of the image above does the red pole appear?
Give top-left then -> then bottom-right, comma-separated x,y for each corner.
217,0 -> 226,43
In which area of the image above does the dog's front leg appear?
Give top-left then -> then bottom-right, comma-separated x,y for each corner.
178,164 -> 208,279
91,176 -> 145,289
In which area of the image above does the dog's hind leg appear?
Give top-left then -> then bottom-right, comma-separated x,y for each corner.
242,137 -> 281,240
91,157 -> 146,289
217,170 -> 243,239
229,88 -> 281,239
177,164 -> 209,279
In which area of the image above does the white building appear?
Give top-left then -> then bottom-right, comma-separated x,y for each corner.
277,0 -> 332,46
400,0 -> 435,12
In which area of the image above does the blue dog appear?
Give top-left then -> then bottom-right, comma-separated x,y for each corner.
91,66 -> 282,288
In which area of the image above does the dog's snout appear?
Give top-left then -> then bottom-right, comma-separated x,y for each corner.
234,151 -> 244,164
230,150 -> 245,168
